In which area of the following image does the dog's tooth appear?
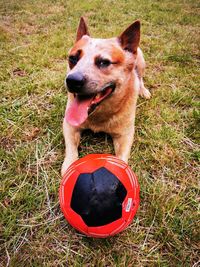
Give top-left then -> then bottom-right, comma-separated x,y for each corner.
95,93 -> 101,99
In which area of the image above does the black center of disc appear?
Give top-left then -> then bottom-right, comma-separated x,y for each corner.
70,167 -> 127,227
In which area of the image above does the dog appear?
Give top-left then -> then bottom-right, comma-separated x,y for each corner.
61,17 -> 151,176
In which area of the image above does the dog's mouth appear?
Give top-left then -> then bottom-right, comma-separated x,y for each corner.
65,82 -> 116,127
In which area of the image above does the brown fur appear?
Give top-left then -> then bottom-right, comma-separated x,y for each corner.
61,17 -> 151,176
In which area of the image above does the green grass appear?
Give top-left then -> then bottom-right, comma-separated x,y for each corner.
0,0 -> 199,266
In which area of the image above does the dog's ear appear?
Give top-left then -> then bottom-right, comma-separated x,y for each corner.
76,17 -> 90,42
118,20 -> 140,54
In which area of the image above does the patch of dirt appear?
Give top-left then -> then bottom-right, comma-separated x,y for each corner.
18,22 -> 38,35
0,136 -> 15,150
23,127 -> 40,141
13,68 -> 27,77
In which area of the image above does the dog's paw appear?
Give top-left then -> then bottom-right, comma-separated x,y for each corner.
139,86 -> 151,99
61,157 -> 78,177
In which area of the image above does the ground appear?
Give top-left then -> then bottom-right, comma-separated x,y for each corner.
0,0 -> 199,266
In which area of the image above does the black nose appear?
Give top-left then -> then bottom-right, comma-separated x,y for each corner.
66,72 -> 86,93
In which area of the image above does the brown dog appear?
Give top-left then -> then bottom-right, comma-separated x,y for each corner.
61,17 -> 151,176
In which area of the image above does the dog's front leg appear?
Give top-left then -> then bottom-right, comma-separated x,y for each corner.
112,129 -> 134,164
61,120 -> 81,176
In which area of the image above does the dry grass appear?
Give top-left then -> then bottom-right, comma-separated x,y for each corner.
0,0 -> 199,266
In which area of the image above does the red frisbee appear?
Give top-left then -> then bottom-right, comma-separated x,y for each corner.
59,154 -> 140,238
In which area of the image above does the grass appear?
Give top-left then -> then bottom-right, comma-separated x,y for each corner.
0,0 -> 199,266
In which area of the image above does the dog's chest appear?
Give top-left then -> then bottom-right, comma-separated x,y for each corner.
81,117 -> 113,133
81,109 -> 134,135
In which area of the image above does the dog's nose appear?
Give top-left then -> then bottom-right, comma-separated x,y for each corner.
66,72 -> 86,93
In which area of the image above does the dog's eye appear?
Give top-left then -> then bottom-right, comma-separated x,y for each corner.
96,58 -> 111,68
68,55 -> 79,65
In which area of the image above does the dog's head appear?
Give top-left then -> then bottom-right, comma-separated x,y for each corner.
65,17 -> 140,126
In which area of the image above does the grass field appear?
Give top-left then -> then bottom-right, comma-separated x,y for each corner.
0,0 -> 199,266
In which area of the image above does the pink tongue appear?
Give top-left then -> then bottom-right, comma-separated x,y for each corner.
65,95 -> 93,126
